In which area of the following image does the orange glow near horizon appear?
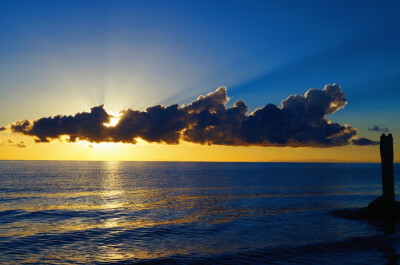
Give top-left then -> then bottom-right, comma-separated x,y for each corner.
1,131 -> 398,163
1,122 -> 399,162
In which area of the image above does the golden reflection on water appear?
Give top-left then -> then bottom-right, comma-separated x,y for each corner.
0,187 -> 381,237
98,161 -> 127,260
0,190 -> 380,213
3,183 -> 381,199
15,242 -> 233,264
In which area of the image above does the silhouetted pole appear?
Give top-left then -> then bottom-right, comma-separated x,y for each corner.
380,134 -> 394,202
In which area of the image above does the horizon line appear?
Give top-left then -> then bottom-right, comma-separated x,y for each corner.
1,159 -> 397,164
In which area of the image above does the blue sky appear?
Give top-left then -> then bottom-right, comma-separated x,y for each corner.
0,0 -> 399,143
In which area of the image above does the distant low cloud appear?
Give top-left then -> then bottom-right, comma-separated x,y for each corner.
11,84 -> 364,147
16,142 -> 26,148
352,138 -> 379,146
368,125 -> 389,133
8,139 -> 26,148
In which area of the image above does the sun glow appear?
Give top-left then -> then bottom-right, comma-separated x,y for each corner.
104,110 -> 122,127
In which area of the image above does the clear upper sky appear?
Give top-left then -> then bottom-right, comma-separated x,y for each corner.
0,0 -> 399,162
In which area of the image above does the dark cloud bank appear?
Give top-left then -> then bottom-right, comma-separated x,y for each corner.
10,84 -> 378,147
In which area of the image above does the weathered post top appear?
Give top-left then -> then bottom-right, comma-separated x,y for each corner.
380,133 -> 394,202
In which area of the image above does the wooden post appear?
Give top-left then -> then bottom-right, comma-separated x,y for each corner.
380,134 -> 394,202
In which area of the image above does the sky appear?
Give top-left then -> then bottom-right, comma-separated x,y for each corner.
0,0 -> 399,162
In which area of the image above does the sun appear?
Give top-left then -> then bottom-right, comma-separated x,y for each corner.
104,110 -> 122,127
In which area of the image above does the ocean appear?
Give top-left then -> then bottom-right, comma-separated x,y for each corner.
0,161 -> 399,264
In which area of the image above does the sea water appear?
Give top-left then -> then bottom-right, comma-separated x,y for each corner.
0,161 -> 399,264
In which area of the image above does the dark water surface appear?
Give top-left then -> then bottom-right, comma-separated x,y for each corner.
0,161 -> 399,264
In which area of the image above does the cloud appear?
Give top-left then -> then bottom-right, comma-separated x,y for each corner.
12,105 -> 111,143
7,139 -> 26,148
112,104 -> 187,144
368,125 -> 389,133
10,84 -> 360,147
239,84 -> 354,147
0,127 -> 6,132
16,142 -> 26,148
352,138 -> 379,146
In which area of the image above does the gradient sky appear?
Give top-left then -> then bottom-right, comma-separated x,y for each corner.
0,0 -> 399,162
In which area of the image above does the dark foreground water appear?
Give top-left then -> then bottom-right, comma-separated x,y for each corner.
0,161 -> 399,264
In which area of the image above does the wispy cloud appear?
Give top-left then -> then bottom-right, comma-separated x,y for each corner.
368,125 -> 389,133
10,84 -> 377,147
